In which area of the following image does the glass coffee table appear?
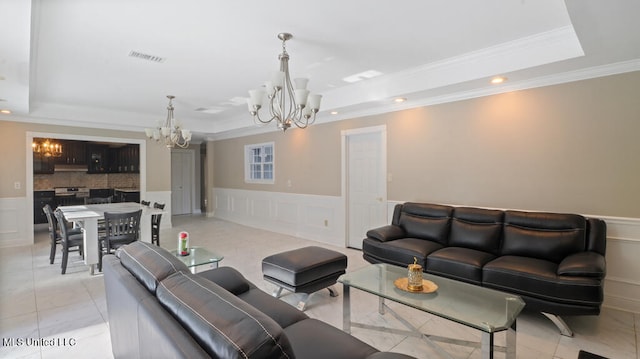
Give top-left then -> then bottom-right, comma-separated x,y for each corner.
338,263 -> 525,359
170,247 -> 224,273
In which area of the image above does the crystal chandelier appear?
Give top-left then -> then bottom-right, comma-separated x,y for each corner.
32,138 -> 63,157
145,95 -> 192,148
247,33 -> 322,132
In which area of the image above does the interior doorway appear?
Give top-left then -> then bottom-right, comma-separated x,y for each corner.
342,126 -> 388,249
171,149 -> 195,215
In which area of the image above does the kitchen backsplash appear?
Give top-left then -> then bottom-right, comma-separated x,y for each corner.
34,172 -> 139,190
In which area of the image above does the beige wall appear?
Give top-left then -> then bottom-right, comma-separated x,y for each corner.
213,71 -> 640,218
0,121 -> 171,197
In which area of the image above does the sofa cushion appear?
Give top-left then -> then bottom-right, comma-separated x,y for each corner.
483,256 -> 603,307
398,203 -> 453,245
157,271 -> 295,359
283,318 -> 378,359
238,288 -> 309,329
116,241 -> 190,293
427,247 -> 496,285
501,211 -> 586,263
197,266 -> 252,295
363,237 -> 443,267
449,207 -> 504,254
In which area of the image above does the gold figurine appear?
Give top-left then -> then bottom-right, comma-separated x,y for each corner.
407,257 -> 423,292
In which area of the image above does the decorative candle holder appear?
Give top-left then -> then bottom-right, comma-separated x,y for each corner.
407,257 -> 423,292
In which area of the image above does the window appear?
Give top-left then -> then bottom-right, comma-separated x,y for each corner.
244,142 -> 274,184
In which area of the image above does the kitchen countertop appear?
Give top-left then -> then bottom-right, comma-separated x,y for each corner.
114,188 -> 140,192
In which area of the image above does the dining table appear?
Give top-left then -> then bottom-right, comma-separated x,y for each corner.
58,202 -> 166,275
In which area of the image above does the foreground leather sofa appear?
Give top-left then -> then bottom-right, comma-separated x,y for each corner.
363,202 -> 607,336
104,241 -> 414,359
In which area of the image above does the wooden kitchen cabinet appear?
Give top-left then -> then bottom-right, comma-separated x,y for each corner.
107,144 -> 140,173
34,190 -> 55,224
56,140 -> 87,165
33,152 -> 55,174
87,144 -> 109,173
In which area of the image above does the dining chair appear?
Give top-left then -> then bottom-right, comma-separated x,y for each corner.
53,208 -> 85,274
43,204 -> 82,265
151,202 -> 165,246
98,209 -> 142,271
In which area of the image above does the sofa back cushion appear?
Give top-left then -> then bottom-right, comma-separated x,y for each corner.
501,211 -> 586,263
449,207 -> 504,254
398,203 -> 453,245
116,241 -> 190,293
157,272 -> 295,359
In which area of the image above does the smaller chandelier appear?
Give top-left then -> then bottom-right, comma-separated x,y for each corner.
247,33 -> 322,132
145,95 -> 192,148
32,138 -> 63,157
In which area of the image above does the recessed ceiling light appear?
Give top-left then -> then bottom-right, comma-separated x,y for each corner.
491,76 -> 507,84
343,70 -> 383,83
394,97 -> 406,103
330,111 -> 338,115
0,109 -> 12,114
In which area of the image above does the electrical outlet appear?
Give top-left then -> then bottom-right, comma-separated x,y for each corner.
324,219 -> 329,227
14,181 -> 21,189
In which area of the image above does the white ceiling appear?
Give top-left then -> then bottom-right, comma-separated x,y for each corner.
1,0 -> 639,140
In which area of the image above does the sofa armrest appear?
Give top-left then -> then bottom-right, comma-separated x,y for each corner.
366,225 -> 406,242
557,252 -> 606,279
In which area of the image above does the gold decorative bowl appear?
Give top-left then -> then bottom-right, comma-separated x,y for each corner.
394,277 -> 438,293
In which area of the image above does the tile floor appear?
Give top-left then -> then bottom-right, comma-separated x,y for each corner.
1,215 -> 638,359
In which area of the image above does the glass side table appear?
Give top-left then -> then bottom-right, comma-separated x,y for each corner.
170,246 -> 224,273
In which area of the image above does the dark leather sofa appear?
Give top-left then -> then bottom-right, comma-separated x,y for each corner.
362,202 -> 607,336
103,241 -> 415,359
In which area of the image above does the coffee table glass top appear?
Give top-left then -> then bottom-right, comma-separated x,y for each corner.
338,263 -> 525,333
170,247 -> 224,268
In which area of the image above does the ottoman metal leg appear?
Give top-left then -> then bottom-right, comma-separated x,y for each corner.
272,287 -> 284,298
297,294 -> 310,311
327,285 -> 339,297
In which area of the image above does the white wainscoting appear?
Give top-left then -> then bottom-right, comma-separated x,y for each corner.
601,217 -> 640,313
212,188 -> 345,247
0,197 -> 30,248
215,193 -> 640,313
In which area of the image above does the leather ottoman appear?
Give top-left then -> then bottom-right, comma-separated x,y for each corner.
262,246 -> 348,310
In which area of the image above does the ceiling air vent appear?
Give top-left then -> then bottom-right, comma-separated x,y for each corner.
128,50 -> 165,63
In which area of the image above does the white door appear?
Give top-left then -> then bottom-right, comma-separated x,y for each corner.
344,126 -> 387,249
171,150 -> 194,215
